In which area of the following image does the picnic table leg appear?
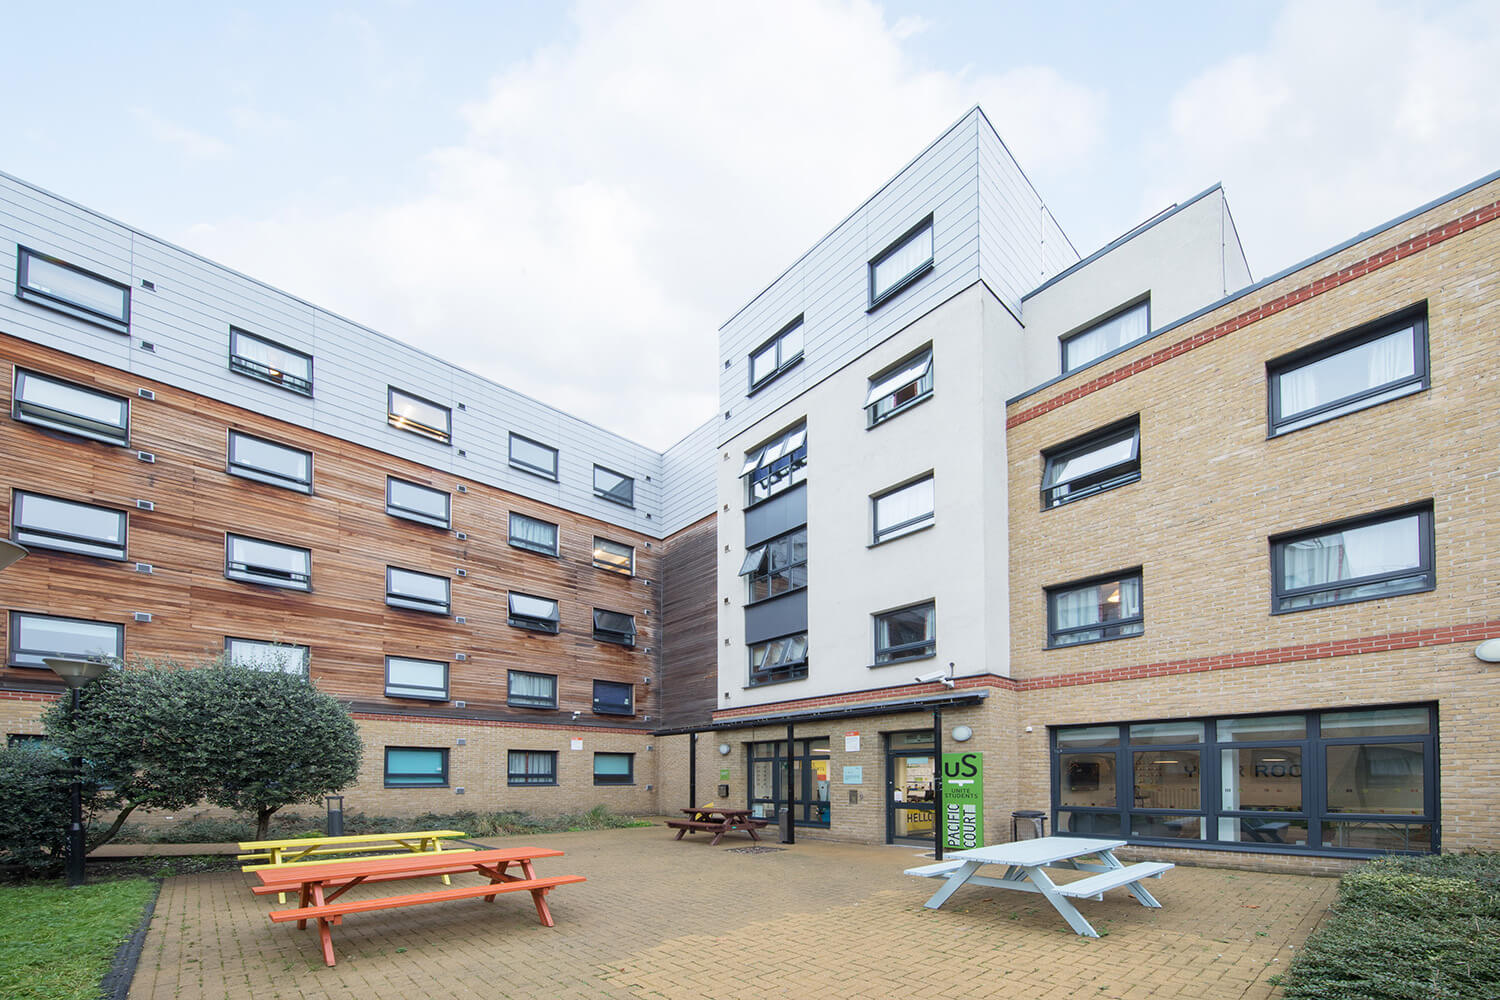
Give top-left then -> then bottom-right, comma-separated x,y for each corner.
483,860 -> 515,902
744,823 -> 761,842
1099,850 -> 1162,908
674,826 -> 688,840
271,848 -> 289,905
1023,866 -> 1101,938
429,837 -> 454,886
709,825 -> 727,847
922,860 -> 983,909
529,886 -> 556,927
296,880 -> 310,929
309,883 -> 338,966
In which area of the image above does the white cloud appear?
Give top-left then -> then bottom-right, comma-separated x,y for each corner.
179,0 -> 1106,449
129,108 -> 231,161
1144,0 -> 1500,278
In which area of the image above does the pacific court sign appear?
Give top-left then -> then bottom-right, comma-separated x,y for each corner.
941,751 -> 983,850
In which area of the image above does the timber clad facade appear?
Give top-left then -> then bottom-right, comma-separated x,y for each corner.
3,107 -> 1498,869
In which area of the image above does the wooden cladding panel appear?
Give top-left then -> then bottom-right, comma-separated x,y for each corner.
0,333 -> 664,723
657,514 -> 718,728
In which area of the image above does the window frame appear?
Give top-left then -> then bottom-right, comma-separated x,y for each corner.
508,432 -> 559,481
226,429 -> 313,494
740,526 -> 807,604
1269,503 -> 1435,615
385,566 -> 452,616
382,746 -> 448,788
387,386 -> 452,445
1040,416 -> 1141,509
224,637 -> 310,676
385,477 -> 451,530
507,592 -> 561,634
871,474 -> 935,545
593,751 -> 635,786
12,368 -> 130,446
593,465 -> 635,508
742,424 -> 808,508
748,314 -> 806,394
228,327 -> 313,396
7,611 -> 123,669
383,655 -> 449,701
508,749 -> 558,786
508,511 -> 560,557
1060,298 -> 1151,374
1045,569 -> 1145,649
866,346 -> 933,426
592,609 -> 637,648
592,537 -> 634,576
507,669 -> 559,710
867,214 -> 935,312
224,533 -> 311,591
1266,305 -> 1429,437
748,632 -> 809,687
592,679 -> 635,716
15,246 -> 130,333
11,490 -> 128,560
872,601 -> 937,666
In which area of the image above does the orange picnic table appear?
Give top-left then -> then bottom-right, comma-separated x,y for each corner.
252,846 -> 585,966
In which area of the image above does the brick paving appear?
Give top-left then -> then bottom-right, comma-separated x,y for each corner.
128,825 -> 1337,1000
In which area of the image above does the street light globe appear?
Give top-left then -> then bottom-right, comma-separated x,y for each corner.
42,657 -> 113,689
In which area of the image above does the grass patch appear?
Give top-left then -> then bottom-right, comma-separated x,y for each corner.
0,878 -> 155,1000
1274,852 -> 1500,999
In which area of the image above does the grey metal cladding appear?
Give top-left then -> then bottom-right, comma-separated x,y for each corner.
744,589 -> 808,645
660,417 -> 718,535
744,483 -> 807,548
0,171 -> 682,536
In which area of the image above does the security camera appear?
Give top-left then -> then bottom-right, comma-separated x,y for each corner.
571,710 -> 581,720
914,669 -> 947,684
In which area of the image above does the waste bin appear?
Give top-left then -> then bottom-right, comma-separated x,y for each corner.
778,806 -> 792,843
1011,810 -> 1047,841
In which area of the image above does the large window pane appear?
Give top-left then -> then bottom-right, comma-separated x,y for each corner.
1057,811 -> 1122,836
1220,747 -> 1303,812
866,349 -> 933,425
869,217 -> 934,306
1058,753 -> 1115,808
1276,509 -> 1430,611
229,328 -> 313,395
13,492 -> 127,559
228,431 -> 312,492
593,752 -> 634,785
593,537 -> 633,575
593,465 -> 634,507
1056,725 -> 1120,749
1047,573 -> 1143,647
745,528 -> 806,601
386,477 -> 450,529
383,747 -> 446,786
509,433 -> 558,480
593,609 -> 637,647
388,387 -> 451,444
226,638 -> 309,675
1062,300 -> 1148,372
1042,420 -> 1141,507
1129,721 -> 1203,745
13,369 -> 129,445
1131,814 -> 1203,840
1132,750 -> 1200,811
872,476 -> 934,543
226,534 -> 310,590
507,592 -> 560,633
1325,743 -> 1426,815
384,656 -> 448,700
509,512 -> 559,556
9,612 -> 123,668
18,248 -> 130,331
508,750 -> 557,785
874,603 -> 935,664
386,567 -> 451,615
1218,715 -> 1307,742
1219,818 -> 1310,846
1322,822 -> 1432,853
1270,314 -> 1425,434
1321,707 -> 1429,738
592,680 -> 634,715
749,316 -> 805,390
749,633 -> 808,685
743,425 -> 807,505
507,670 -> 557,709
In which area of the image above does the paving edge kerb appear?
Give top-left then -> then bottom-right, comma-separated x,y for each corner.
100,878 -> 163,1000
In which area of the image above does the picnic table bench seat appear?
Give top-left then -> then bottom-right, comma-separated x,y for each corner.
1053,861 -> 1173,899
904,860 -> 966,878
664,820 -> 723,831
267,874 -> 587,923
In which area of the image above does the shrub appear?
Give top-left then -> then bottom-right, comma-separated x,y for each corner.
0,743 -> 75,874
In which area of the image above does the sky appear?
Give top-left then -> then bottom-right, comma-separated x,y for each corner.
3,1 -> 1497,449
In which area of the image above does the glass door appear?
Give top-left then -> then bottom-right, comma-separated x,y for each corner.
887,732 -> 936,845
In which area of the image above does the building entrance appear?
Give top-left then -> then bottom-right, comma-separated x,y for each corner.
887,731 -> 936,846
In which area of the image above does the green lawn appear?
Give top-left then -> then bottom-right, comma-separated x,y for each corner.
0,878 -> 156,1000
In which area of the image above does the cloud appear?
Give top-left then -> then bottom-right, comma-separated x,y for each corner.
179,0 -> 1106,449
1143,0 -> 1500,278
130,108 -> 232,161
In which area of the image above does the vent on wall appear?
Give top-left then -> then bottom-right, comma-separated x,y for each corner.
455,653 -> 468,661
139,341 -> 155,352
455,568 -> 467,577
455,531 -> 468,540
456,484 -> 467,493
137,451 -> 155,463
140,279 -> 155,290
136,499 -> 154,511
137,388 -> 155,400
135,563 -> 153,574
455,702 -> 467,710
454,616 -> 467,625
133,612 -> 152,623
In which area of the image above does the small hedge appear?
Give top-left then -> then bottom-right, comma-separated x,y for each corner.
116,805 -> 652,843
1276,852 -> 1500,999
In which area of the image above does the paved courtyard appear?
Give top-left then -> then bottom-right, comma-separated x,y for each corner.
128,825 -> 1337,1000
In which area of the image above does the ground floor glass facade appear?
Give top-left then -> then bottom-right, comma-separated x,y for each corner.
748,738 -> 831,827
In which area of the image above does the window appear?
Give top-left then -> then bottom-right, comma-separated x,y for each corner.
384,656 -> 448,700
1052,705 -> 1437,855
228,328 -> 313,395
874,602 -> 936,665
739,528 -> 806,602
592,680 -> 634,715
8,612 -> 122,668
1041,418 -> 1141,508
225,534 -> 311,591
16,247 -> 130,333
593,609 -> 637,647
509,512 -> 559,556
383,747 -> 447,787
749,315 -> 805,391
11,491 -> 126,560
866,348 -> 933,425
741,424 -> 807,505
12,368 -> 129,446
225,637 -> 309,675
872,475 -> 934,544
508,592 -> 560,633
868,215 -> 934,310
508,433 -> 559,480
1047,571 -> 1143,648
1271,505 -> 1434,613
385,567 -> 451,615
593,752 -> 635,785
1268,308 -> 1428,435
593,465 -> 634,507
507,670 -> 558,709
386,477 -> 451,529
509,750 -> 557,786
1062,299 -> 1149,373
749,739 -> 831,826
387,387 -> 451,444
227,430 -> 313,493
749,633 -> 808,686
592,537 -> 633,576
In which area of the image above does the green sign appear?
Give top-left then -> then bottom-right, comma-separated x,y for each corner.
941,751 -> 983,850
719,768 -> 730,781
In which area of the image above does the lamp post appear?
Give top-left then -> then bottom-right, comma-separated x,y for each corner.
42,656 -> 112,887
0,538 -> 28,571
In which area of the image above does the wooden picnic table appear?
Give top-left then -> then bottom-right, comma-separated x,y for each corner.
253,846 -> 585,966
239,829 -> 471,902
665,807 -> 771,846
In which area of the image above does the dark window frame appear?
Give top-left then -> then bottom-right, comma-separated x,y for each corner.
11,489 -> 128,561
748,738 -> 832,827
387,386 -> 452,445
383,655 -> 449,701
740,526 -> 807,604
871,474 -> 935,545
1266,305 -> 1429,437
506,669 -> 558,710
508,432 -> 560,481
872,601 -> 936,665
593,465 -> 635,508
867,214 -> 935,312
592,536 -> 634,576
508,749 -> 559,786
592,679 -> 635,716
748,314 -> 806,394
742,423 -> 808,508
593,752 -> 635,786
224,533 -> 311,591
508,511 -> 560,557
1269,502 -> 1435,615
385,477 -> 451,530
226,429 -> 313,494
7,611 -> 124,669
1040,416 -> 1141,509
593,609 -> 637,648
16,246 -> 130,333
382,746 -> 448,788
1045,569 -> 1145,649
12,368 -> 130,446
228,327 -> 313,396
507,592 -> 561,634
866,346 -> 934,426
385,566 -> 452,616
224,636 -> 310,676
1060,297 -> 1151,374
748,631 -> 809,687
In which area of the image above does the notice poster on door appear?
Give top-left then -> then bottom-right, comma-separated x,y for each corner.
941,751 -> 984,850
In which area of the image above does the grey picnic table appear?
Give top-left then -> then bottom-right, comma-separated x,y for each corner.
905,836 -> 1173,937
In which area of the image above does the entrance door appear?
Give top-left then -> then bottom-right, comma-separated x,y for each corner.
887,733 -> 937,845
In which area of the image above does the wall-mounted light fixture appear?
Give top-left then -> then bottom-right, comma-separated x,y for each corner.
951,725 -> 973,743
1475,638 -> 1500,663
718,743 -> 731,756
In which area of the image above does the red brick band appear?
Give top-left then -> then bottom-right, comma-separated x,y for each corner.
1007,199 -> 1500,429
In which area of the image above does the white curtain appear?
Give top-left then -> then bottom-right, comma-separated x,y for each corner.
1284,516 -> 1418,590
1279,327 -> 1414,418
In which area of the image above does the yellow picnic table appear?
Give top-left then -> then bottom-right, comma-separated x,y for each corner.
239,829 -> 470,902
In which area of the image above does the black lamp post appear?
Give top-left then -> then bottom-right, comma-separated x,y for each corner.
42,656 -> 112,887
